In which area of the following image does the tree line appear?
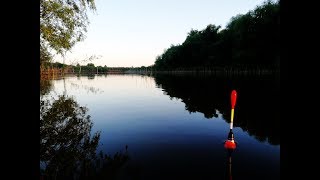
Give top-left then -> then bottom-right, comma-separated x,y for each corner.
153,0 -> 280,71
41,62 -> 108,74
41,61 -> 154,74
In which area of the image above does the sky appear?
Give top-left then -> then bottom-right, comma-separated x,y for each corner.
56,0 -> 267,67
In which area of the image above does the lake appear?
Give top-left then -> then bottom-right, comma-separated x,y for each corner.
40,73 -> 280,180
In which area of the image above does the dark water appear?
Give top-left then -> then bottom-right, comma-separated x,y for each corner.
40,73 -> 280,180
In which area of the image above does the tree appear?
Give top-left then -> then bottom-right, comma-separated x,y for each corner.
40,0 -> 96,63
153,0 -> 279,70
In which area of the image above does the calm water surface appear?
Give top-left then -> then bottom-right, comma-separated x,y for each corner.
40,73 -> 280,180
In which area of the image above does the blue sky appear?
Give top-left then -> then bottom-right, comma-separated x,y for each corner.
56,0 -> 267,67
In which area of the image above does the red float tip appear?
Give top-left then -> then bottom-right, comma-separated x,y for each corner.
231,90 -> 237,109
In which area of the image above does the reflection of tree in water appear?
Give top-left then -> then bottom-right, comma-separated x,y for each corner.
69,82 -> 104,94
154,74 -> 280,145
40,95 -> 130,179
155,74 -> 220,118
155,74 -> 231,118
40,76 -> 104,95
40,78 -> 54,96
87,74 -> 95,79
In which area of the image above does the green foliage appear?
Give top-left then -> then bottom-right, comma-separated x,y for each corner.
40,0 -> 96,63
40,44 -> 53,65
154,0 -> 280,70
71,63 -> 108,74
87,63 -> 95,67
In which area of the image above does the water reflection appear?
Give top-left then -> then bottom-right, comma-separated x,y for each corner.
224,148 -> 234,180
40,74 -> 279,179
69,82 -> 104,94
40,95 -> 100,179
44,75 -> 105,95
87,74 -> 95,80
154,74 -> 280,145
40,78 -> 54,96
40,89 -> 130,179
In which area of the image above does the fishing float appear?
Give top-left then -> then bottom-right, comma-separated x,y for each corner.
224,90 -> 237,150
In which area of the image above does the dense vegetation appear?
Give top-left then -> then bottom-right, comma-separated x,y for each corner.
154,0 -> 280,71
41,62 -> 108,74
